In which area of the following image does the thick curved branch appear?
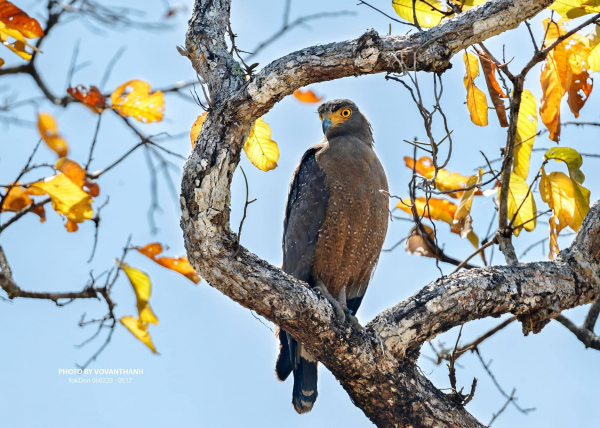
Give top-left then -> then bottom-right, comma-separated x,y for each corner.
240,0 -> 554,118
372,202 -> 600,361
180,1 -> 593,426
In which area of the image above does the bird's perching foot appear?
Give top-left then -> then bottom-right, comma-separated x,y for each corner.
314,280 -> 346,321
345,311 -> 365,333
337,286 -> 364,333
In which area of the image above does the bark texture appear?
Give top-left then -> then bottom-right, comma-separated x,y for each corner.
178,1 -> 600,426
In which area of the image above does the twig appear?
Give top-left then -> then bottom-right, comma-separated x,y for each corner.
475,348 -> 535,415
452,238 -> 496,274
233,166 -> 257,258
0,197 -> 51,234
85,114 -> 103,170
555,314 -> 600,350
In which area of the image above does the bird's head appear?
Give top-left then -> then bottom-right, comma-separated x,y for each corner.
317,99 -> 373,144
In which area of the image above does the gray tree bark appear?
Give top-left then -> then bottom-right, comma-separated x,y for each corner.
179,1 -> 600,426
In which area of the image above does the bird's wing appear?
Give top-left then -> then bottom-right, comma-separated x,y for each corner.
282,146 -> 329,284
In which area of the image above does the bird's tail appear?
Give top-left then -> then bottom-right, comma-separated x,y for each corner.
275,326 -> 292,381
291,339 -> 318,414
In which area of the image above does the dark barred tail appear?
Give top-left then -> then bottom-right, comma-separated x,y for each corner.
275,326 -> 292,381
291,340 -> 318,414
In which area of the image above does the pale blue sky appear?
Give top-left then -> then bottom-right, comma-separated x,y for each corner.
1,1 -> 599,427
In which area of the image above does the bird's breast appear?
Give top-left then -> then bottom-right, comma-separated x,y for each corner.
311,142 -> 389,297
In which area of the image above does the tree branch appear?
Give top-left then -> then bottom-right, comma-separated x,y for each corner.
238,0 -> 554,118
179,1 -> 600,426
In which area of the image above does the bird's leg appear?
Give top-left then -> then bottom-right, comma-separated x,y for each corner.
337,286 -> 365,333
314,280 -> 346,321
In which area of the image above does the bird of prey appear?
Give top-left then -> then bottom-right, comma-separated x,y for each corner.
275,99 -> 389,414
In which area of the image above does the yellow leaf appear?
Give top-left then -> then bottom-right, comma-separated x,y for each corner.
135,243 -> 201,284
463,52 -> 488,127
392,0 -> 447,28
110,80 -> 164,123
0,22 -> 37,61
28,173 -> 93,224
0,57 -> 4,67
243,117 -> 279,171
500,173 -> 537,236
55,157 -> 100,197
586,26 -> 600,72
190,112 -> 207,147
120,263 -> 159,325
190,114 -> 279,171
540,170 -> 590,259
542,147 -> 591,239
453,169 -> 483,238
549,0 -> 600,19
120,316 -> 157,354
513,89 -> 538,180
37,113 -> 68,157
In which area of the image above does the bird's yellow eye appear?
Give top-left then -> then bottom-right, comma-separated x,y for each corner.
340,108 -> 352,118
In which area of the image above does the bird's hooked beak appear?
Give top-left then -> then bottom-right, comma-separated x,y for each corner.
322,115 -> 333,134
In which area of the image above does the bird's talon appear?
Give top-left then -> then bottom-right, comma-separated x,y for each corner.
348,314 -> 365,333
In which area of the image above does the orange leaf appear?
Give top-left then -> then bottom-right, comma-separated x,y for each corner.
65,219 -> 78,232
566,42 -> 593,118
0,1 -> 43,39
135,243 -> 201,284
137,243 -> 165,259
293,89 -> 323,103
396,197 -> 457,226
190,112 -> 207,147
540,19 -> 574,142
37,113 -> 68,157
67,85 -> 106,113
477,49 -> 508,127
55,158 -> 100,197
110,79 -> 164,123
157,257 -> 200,284
403,156 -> 483,198
1,185 -> 45,222
540,49 -> 568,142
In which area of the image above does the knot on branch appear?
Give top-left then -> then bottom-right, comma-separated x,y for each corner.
353,29 -> 381,73
572,200 -> 600,273
518,202 -> 600,336
517,311 -> 553,335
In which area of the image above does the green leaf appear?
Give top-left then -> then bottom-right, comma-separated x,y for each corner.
544,147 -> 585,184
